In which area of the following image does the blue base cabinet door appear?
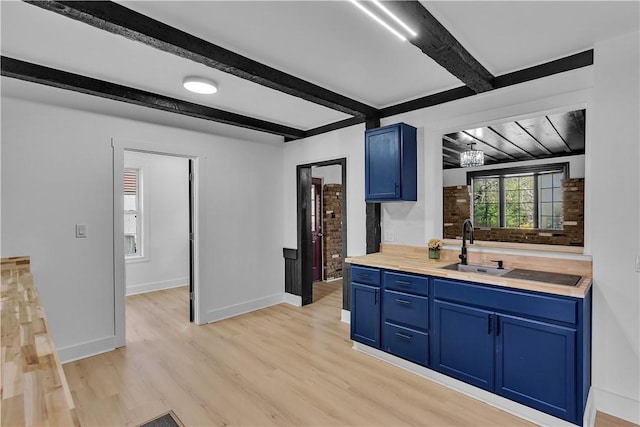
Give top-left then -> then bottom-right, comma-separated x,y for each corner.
433,300 -> 495,391
351,283 -> 381,348
496,315 -> 577,423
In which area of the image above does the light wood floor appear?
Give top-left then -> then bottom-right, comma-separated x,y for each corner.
63,282 -> 630,427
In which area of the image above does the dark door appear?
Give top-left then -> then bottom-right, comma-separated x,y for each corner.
188,159 -> 195,322
311,178 -> 322,282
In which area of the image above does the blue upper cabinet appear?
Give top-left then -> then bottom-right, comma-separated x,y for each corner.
365,123 -> 417,202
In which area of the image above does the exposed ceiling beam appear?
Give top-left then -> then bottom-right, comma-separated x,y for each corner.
25,0 -> 378,119
383,1 -> 495,93
1,56 -> 306,140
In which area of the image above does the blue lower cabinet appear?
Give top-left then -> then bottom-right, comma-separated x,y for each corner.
497,314 -> 577,422
383,322 -> 429,366
433,300 -> 495,391
350,282 -> 381,348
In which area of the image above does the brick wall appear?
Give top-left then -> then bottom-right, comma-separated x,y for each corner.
323,184 -> 343,279
443,178 -> 584,246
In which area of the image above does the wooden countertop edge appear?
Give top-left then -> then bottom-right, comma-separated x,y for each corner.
345,254 -> 592,298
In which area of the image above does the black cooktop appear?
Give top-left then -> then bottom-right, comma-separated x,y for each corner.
502,268 -> 582,287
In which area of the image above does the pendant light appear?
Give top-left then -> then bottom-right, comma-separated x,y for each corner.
460,143 -> 484,168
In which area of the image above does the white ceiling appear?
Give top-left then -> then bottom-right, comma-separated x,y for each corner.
2,0 -> 639,138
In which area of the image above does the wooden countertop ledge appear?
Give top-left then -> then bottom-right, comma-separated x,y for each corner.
346,244 -> 592,298
1,256 -> 81,426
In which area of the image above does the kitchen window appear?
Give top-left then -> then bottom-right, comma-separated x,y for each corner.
469,164 -> 567,230
124,168 -> 143,258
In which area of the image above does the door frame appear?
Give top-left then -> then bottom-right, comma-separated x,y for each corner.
311,177 -> 323,282
112,138 -> 205,348
296,158 -> 347,305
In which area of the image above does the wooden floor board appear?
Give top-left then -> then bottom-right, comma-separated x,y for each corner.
65,281 -> 618,426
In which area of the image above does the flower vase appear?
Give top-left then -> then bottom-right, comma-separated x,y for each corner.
428,248 -> 440,260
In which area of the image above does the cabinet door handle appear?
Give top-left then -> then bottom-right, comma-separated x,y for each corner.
395,332 -> 413,341
395,182 -> 400,195
488,314 -> 493,334
395,299 -> 412,305
395,280 -> 412,287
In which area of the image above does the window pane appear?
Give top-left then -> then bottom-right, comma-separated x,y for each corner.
539,173 -> 552,188
124,194 -> 137,211
472,177 -> 499,228
553,172 -> 564,187
124,235 -> 137,255
124,212 -> 137,234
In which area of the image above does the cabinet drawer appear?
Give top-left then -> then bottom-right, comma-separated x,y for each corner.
351,266 -> 381,286
384,271 -> 428,296
383,290 -> 428,330
433,278 -> 577,324
383,322 -> 429,366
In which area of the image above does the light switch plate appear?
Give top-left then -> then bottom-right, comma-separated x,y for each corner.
75,224 -> 87,238
635,255 -> 640,273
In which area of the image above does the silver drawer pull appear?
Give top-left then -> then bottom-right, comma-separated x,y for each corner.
396,280 -> 412,286
395,299 -> 412,305
395,332 -> 413,340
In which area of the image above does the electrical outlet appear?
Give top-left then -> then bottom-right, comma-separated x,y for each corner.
636,255 -> 640,272
75,224 -> 87,238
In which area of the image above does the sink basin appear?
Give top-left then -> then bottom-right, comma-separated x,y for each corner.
441,263 -> 511,276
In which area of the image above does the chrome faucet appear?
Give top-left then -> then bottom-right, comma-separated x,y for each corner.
459,219 -> 475,265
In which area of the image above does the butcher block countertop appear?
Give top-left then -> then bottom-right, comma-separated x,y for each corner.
345,244 -> 592,299
1,257 -> 81,427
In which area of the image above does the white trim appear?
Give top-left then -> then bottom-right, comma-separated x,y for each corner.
126,278 -> 188,296
206,293 -> 284,323
353,342 -> 579,427
592,387 -> 640,425
57,336 -> 116,364
284,292 -> 302,307
583,388 -> 597,427
341,309 -> 350,324
112,138 -> 207,352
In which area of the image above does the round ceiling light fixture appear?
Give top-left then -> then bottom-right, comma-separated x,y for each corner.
182,76 -> 218,94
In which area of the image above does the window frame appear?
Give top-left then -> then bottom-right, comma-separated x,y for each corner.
124,167 -> 148,262
467,163 -> 569,230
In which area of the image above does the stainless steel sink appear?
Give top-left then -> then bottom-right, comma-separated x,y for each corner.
441,263 -> 511,276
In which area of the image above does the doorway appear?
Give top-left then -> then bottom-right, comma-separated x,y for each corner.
296,158 -> 347,306
311,177 -> 323,282
113,139 -> 202,348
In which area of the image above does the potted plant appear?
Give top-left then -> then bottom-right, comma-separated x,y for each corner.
428,238 -> 444,260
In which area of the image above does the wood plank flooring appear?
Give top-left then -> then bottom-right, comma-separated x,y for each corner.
61,281 -> 619,426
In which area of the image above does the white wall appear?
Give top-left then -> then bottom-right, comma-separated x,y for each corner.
442,154 -> 586,187
312,164 -> 342,184
589,30 -> 640,423
283,124 -> 367,256
124,151 -> 189,296
1,89 -> 285,362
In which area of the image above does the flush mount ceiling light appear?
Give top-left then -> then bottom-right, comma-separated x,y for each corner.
460,143 -> 485,168
182,76 -> 218,94
349,0 -> 417,41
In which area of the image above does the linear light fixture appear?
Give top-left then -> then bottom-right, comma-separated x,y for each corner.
349,0 -> 410,41
371,0 -> 417,37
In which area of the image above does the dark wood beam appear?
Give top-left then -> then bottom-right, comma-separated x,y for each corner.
25,0 -> 378,119
304,117 -> 366,138
1,56 -> 306,140
383,1 -> 495,93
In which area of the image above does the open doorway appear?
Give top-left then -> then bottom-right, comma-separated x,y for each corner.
296,158 -> 347,306
122,151 -> 192,324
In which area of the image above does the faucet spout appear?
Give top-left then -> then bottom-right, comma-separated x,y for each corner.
459,219 -> 475,265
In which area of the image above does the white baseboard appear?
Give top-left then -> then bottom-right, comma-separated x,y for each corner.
341,309 -> 350,324
592,386 -> 640,425
57,335 -> 116,364
206,293 -> 284,323
353,342 -> 577,427
583,388 -> 597,427
126,277 -> 188,296
284,292 -> 302,307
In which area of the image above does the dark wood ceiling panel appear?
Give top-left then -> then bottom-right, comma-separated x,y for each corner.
546,110 -> 586,152
490,122 -> 551,157
516,116 -> 571,154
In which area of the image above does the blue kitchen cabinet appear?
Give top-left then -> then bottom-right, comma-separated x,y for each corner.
433,300 -> 495,391
365,123 -> 417,202
350,266 -> 381,348
382,271 -> 429,366
432,277 -> 589,425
